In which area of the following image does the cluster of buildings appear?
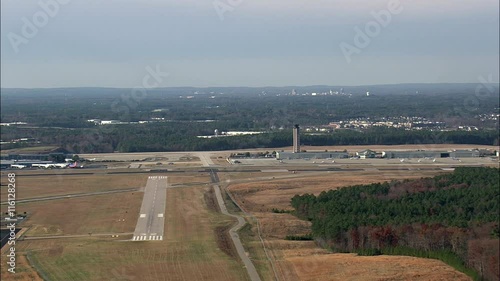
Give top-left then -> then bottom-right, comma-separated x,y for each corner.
277,148 -> 496,160
276,124 -> 498,160
475,112 -> 499,122
87,119 -> 150,125
277,89 -> 352,97
0,122 -> 28,127
197,130 -> 264,139
0,137 -> 40,146
0,153 -> 76,169
328,116 -> 446,130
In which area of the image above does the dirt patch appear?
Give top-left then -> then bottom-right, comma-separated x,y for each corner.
204,186 -> 220,213
214,225 -> 237,259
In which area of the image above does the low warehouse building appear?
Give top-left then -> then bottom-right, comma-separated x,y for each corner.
382,151 -> 448,159
450,150 -> 480,158
277,152 -> 348,160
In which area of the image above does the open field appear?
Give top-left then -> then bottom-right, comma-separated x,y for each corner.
1,175 -> 250,281
280,250 -> 471,281
228,169 -> 450,213
0,171 -> 212,201
0,172 -> 148,201
1,191 -> 142,236
1,146 -> 59,154
79,152 -> 204,163
226,169 -> 475,281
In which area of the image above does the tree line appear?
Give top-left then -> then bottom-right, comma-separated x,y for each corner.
1,125 -> 498,153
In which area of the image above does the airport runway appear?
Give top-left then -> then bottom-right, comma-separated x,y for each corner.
132,176 -> 167,241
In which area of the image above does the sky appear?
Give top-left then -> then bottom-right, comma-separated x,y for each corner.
1,0 -> 499,88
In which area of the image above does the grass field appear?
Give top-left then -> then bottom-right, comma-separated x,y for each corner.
0,172 -> 148,201
1,175 -> 250,281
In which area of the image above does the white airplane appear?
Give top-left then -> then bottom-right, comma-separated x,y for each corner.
11,164 -> 26,169
51,163 -> 69,168
432,158 -> 437,163
332,160 -> 335,163
32,164 -> 52,169
400,159 -> 405,163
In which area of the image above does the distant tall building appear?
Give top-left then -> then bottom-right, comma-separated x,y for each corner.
293,124 -> 300,153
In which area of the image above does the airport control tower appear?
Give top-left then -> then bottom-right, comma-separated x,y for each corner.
293,124 -> 300,153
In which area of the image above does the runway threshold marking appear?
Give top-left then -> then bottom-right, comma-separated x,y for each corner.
132,235 -> 163,241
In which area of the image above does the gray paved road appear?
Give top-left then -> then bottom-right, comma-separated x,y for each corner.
197,152 -> 215,167
209,170 -> 262,281
132,176 -> 167,241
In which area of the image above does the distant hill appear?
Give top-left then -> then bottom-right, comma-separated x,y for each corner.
2,83 -> 498,97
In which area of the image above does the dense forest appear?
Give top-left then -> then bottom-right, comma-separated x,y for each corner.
291,167 -> 500,281
1,125 -> 498,153
1,84 -> 499,152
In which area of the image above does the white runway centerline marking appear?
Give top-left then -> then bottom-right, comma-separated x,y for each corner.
140,214 -> 146,218
158,214 -> 163,218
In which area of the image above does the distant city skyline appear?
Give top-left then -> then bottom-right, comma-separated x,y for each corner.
1,0 -> 499,88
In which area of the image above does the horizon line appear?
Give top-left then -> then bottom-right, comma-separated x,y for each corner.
2,82 -> 499,91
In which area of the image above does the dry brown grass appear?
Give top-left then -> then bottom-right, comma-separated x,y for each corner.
2,175 -> 249,281
229,169 -> 445,212
1,191 -> 142,236
285,252 -> 471,281
0,172 -> 148,200
0,250 -> 44,281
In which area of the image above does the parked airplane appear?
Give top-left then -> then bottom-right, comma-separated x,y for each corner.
32,163 -> 52,169
69,162 -> 83,168
32,163 -> 68,169
11,164 -> 26,169
52,163 -> 69,168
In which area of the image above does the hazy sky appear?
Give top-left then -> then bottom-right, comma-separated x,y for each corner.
1,0 -> 499,88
